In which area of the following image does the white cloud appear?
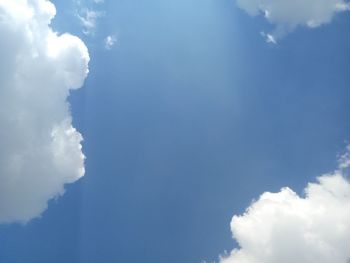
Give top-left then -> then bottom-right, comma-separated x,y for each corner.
104,35 -> 117,50
236,0 -> 350,40
260,31 -> 276,44
74,0 -> 105,35
77,8 -> 103,35
220,147 -> 350,263
0,0 -> 89,223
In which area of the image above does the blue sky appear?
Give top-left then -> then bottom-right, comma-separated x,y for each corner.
1,0 -> 350,262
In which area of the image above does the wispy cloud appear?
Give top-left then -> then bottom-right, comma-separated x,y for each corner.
236,0 -> 350,41
77,8 -> 104,35
75,0 -> 105,35
260,32 -> 277,44
104,35 -> 117,50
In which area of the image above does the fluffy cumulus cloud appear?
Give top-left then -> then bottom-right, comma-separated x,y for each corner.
220,147 -> 350,263
0,0 -> 89,223
236,0 -> 350,41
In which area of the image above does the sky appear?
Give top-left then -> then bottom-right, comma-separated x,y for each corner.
1,0 -> 350,262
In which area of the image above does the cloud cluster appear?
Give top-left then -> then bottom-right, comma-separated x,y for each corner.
0,0 -> 89,223
220,147 -> 350,263
236,0 -> 350,41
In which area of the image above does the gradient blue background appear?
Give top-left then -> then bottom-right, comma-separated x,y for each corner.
1,0 -> 350,262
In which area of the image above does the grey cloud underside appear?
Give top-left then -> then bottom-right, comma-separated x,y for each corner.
0,0 -> 89,223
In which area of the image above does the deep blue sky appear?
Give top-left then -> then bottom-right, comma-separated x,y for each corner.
1,0 -> 350,262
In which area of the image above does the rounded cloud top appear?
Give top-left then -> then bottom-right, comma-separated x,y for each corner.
0,0 -> 89,223
220,149 -> 350,263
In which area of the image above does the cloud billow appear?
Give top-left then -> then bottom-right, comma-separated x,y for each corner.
220,146 -> 350,263
0,0 -> 89,223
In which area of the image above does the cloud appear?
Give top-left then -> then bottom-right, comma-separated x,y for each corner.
260,32 -> 276,44
0,0 -> 89,223
104,35 -> 117,50
220,146 -> 350,263
236,0 -> 350,41
75,0 -> 105,35
77,8 -> 103,35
